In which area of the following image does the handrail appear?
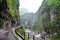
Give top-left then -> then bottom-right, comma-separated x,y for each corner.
15,29 -> 25,40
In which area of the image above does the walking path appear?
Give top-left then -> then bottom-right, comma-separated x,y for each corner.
12,27 -> 22,40
0,28 -> 46,40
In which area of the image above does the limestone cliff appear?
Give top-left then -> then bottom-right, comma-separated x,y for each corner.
0,0 -> 19,28
0,0 -> 20,40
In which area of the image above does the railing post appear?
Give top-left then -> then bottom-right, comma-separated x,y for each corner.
33,35 -> 34,40
24,32 -> 25,40
28,33 -> 29,40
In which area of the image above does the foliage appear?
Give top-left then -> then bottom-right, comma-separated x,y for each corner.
32,16 -> 44,33
15,26 -> 28,40
6,0 -> 19,17
39,0 -> 60,40
49,34 -> 60,40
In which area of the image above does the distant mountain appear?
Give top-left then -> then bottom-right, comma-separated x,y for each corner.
20,8 -> 28,15
20,13 -> 35,28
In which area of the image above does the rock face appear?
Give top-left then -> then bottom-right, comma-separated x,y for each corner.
0,0 -> 19,40
49,5 -> 56,22
0,0 -> 19,28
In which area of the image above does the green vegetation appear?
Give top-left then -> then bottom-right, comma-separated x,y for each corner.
39,0 -> 60,40
32,16 -> 44,33
0,0 -> 19,28
15,26 -> 28,40
0,0 -> 19,25
6,0 -> 19,17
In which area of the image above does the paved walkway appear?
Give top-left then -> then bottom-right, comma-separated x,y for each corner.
12,28 -> 22,40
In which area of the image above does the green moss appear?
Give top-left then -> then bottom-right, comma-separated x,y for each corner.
6,0 -> 19,17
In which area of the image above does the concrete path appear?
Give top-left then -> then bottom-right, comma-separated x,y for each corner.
12,28 -> 22,40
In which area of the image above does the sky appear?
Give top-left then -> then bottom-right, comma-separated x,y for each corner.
20,0 -> 43,13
